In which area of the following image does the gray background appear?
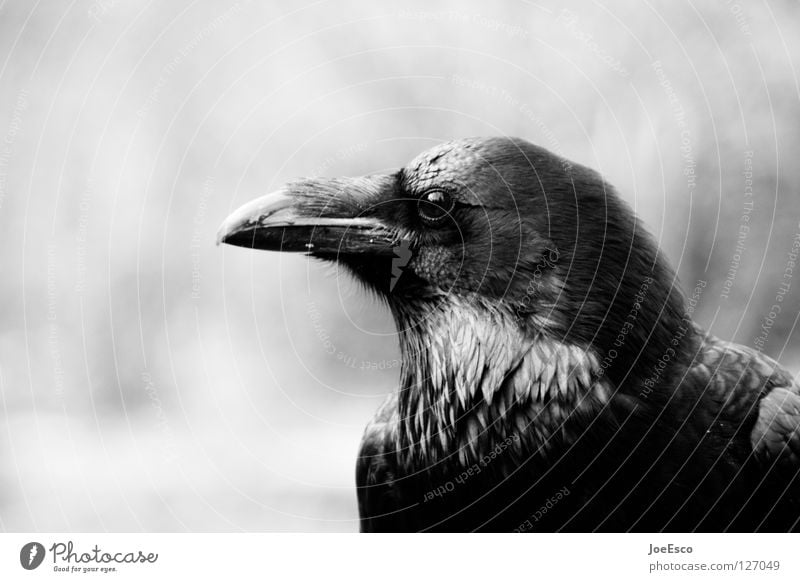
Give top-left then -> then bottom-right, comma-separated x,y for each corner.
1,0 -> 798,531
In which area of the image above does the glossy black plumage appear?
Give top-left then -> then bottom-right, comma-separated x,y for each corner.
218,137 -> 800,532
358,324 -> 800,531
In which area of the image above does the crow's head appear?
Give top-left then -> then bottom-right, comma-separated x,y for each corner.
220,138 -> 692,468
219,137 -> 564,302
219,137 -> 686,394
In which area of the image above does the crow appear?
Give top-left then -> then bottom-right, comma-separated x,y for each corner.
218,137 -> 800,532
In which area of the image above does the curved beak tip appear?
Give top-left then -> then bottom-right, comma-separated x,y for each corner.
215,180 -> 398,255
216,189 -> 296,248
215,221 -> 231,246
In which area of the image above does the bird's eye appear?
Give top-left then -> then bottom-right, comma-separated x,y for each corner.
417,190 -> 455,225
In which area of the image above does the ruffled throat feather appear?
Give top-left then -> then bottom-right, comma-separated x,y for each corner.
392,297 -> 613,471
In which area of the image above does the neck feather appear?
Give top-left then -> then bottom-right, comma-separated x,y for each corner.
390,297 -> 612,471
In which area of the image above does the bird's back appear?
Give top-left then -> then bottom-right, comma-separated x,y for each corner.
658,326 -> 800,531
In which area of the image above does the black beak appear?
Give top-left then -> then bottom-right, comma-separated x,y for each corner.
217,175 -> 402,257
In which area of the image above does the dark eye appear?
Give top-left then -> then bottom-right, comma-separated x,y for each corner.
417,190 -> 455,225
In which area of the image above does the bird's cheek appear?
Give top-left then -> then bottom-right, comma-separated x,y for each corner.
407,245 -> 464,292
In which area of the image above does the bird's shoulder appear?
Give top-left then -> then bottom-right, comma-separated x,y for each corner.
686,326 -> 793,402
355,393 -> 406,531
356,393 -> 399,483
751,386 -> 800,467
686,325 -> 799,465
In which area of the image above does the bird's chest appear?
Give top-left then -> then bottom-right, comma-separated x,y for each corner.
389,405 -> 596,531
392,441 -> 588,532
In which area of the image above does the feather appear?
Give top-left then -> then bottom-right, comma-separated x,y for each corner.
556,348 -> 569,395
513,353 -> 533,402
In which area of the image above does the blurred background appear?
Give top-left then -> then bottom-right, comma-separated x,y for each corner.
0,0 -> 798,532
